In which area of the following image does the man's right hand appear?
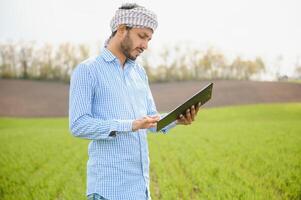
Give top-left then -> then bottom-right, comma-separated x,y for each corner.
132,115 -> 160,131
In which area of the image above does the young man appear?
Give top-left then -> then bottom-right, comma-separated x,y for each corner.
69,3 -> 201,200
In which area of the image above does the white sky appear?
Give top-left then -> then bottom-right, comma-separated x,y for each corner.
0,0 -> 300,77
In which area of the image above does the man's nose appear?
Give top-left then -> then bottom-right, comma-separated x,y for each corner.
141,41 -> 148,50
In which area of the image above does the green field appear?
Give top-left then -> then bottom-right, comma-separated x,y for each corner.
0,103 -> 300,200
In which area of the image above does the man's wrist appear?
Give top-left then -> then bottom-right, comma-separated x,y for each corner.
132,120 -> 139,131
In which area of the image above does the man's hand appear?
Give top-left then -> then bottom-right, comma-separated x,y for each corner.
132,115 -> 160,131
176,102 -> 201,125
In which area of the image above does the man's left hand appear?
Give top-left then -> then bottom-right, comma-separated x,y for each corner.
176,102 -> 201,125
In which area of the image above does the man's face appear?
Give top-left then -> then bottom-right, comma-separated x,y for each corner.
120,28 -> 153,60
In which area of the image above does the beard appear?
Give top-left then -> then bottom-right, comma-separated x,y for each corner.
120,31 -> 139,60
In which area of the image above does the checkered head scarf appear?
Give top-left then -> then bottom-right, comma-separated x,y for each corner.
110,3 -> 158,33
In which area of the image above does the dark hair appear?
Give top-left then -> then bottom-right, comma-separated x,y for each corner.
119,3 -> 141,10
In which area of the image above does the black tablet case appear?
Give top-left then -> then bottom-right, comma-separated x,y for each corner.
156,82 -> 213,132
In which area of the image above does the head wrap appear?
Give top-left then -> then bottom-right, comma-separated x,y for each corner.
110,3 -> 158,33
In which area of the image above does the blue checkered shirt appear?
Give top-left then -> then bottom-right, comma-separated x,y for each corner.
69,48 -> 176,200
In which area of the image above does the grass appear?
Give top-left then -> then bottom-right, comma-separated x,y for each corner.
0,103 -> 300,200
0,119 -> 88,199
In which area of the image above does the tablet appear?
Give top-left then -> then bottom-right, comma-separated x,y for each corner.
156,82 -> 213,132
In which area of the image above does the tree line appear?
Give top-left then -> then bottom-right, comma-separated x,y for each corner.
0,42 -> 89,82
1,41 -> 298,83
140,45 -> 265,82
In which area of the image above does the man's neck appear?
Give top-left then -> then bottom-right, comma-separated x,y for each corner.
107,41 -> 126,67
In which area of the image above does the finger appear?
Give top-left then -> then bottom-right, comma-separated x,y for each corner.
185,109 -> 192,124
149,122 -> 157,128
143,121 -> 156,129
178,114 -> 187,124
191,105 -> 195,121
153,115 -> 161,121
146,117 -> 158,123
150,115 -> 160,120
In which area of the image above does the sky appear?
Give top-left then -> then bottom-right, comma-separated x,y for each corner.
0,0 -> 300,77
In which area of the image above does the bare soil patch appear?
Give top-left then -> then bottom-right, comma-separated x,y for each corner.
0,79 -> 300,117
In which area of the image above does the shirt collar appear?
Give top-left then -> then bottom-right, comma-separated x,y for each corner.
101,48 -> 117,62
126,58 -> 136,66
101,48 -> 137,68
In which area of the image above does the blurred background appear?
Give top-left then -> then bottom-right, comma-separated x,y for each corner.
1,0 -> 301,82
0,0 -> 300,200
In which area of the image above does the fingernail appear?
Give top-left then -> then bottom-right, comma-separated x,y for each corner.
192,105 -> 194,109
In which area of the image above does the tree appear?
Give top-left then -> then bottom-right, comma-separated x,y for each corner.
230,56 -> 265,80
19,42 -> 34,79
0,43 -> 18,78
294,57 -> 301,79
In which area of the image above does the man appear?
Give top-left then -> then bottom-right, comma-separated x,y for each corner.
69,3 -> 201,200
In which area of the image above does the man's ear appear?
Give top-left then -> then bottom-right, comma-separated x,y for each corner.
116,25 -> 128,37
